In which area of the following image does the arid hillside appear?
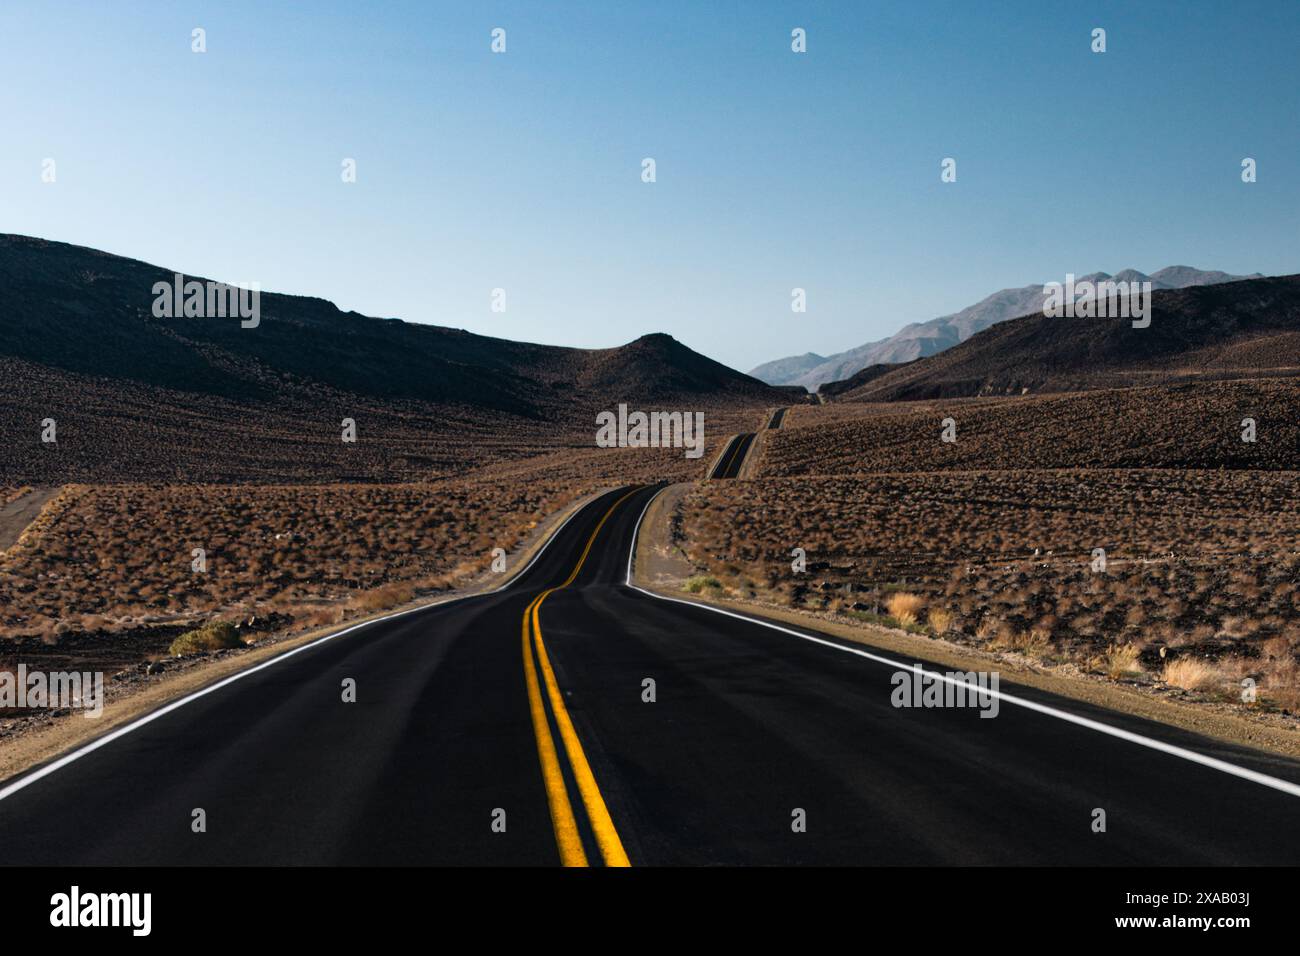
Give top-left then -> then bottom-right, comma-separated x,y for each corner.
0,235 -> 784,483
763,379 -> 1300,474
827,274 -> 1300,402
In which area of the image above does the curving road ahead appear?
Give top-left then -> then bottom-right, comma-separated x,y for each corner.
1,484 -> 1299,866
709,434 -> 755,479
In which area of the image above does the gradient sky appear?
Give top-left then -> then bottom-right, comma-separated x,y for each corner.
3,0 -> 1297,371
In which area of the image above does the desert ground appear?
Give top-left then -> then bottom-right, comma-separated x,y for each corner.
662,389 -> 1300,723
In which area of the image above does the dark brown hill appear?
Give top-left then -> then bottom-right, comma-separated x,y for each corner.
0,234 -> 778,414
0,235 -> 782,482
829,274 -> 1300,402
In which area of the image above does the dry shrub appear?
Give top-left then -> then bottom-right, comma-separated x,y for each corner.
989,624 -> 1016,650
347,583 -> 415,613
1162,657 -> 1220,691
1262,635 -> 1294,661
928,608 -> 954,635
169,620 -> 242,657
1218,616 -> 1252,639
303,605 -> 346,628
1260,636 -> 1300,708
684,575 -> 724,594
1015,628 -> 1052,658
886,592 -> 924,627
1105,643 -> 1143,679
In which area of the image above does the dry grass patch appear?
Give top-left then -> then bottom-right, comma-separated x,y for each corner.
927,608 -> 954,635
684,575 -> 724,595
1104,643 -> 1143,679
1162,657 -> 1221,692
347,583 -> 416,614
885,592 -> 925,628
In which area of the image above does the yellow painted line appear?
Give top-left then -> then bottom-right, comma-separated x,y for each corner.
532,593 -> 631,867
521,592 -> 588,867
724,436 -> 742,475
733,435 -> 749,473
731,437 -> 747,475
558,487 -> 641,588
522,488 -> 640,867
713,436 -> 739,477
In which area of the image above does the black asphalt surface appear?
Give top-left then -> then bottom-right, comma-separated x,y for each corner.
709,433 -> 755,479
2,483 -> 1298,866
767,407 -> 786,429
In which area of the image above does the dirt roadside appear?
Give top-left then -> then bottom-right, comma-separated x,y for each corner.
0,486 -> 61,551
0,486 -> 611,785
738,429 -> 765,479
632,482 -> 1300,760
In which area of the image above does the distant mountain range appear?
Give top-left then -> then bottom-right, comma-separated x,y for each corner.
750,267 -> 1263,391
825,273 -> 1300,403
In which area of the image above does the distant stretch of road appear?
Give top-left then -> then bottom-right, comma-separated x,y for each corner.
709,433 -> 754,479
1,485 -> 1298,865
709,407 -> 784,480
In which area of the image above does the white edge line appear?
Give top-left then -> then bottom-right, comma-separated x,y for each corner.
0,488 -> 603,804
623,486 -> 1300,800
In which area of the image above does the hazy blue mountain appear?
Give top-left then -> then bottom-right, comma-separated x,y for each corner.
747,351 -> 827,385
749,267 -> 1263,390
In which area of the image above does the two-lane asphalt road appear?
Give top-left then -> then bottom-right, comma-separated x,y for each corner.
2,484 -> 1298,865
709,434 -> 754,479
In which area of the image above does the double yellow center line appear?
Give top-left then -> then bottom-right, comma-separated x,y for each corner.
712,434 -> 745,478
522,488 -> 639,867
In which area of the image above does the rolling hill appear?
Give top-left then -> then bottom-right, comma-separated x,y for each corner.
0,235 -> 785,482
826,274 -> 1300,403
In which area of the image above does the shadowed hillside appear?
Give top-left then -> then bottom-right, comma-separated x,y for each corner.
0,235 -> 784,482
828,275 -> 1300,402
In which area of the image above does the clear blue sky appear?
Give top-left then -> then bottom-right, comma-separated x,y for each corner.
3,1 -> 1297,371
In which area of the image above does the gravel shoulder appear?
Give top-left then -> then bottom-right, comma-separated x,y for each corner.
0,486 -> 60,551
